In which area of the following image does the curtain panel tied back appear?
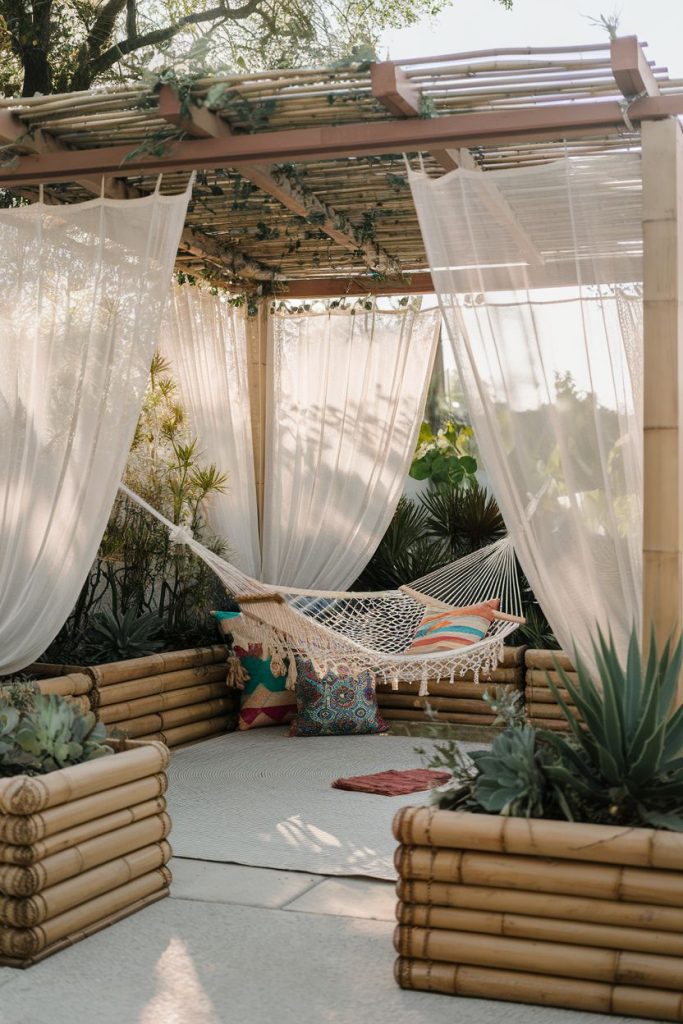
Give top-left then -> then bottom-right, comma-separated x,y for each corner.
0,187 -> 191,674
409,153 -> 643,668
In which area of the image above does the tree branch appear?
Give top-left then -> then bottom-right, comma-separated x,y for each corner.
125,0 -> 137,41
91,0 -> 264,77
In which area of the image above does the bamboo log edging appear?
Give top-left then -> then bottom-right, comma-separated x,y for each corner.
396,902 -> 683,957
375,647 -> 525,726
393,808 -> 683,870
523,649 -> 580,731
393,807 -> 683,1020
88,646 -> 228,687
394,960 -> 683,1022
0,741 -> 169,815
0,774 -> 167,846
0,796 -> 167,866
0,738 -> 172,964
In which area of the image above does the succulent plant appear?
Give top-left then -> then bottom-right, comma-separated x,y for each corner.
543,628 -> 683,830
81,607 -> 164,664
0,694 -> 112,776
470,726 -> 548,817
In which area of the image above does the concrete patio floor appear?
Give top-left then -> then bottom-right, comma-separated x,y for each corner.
0,858 -> 638,1024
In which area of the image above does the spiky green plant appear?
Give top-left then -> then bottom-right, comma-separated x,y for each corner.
543,628 -> 683,829
81,607 -> 164,664
0,694 -> 113,777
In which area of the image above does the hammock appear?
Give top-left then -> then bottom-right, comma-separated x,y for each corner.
120,485 -> 523,695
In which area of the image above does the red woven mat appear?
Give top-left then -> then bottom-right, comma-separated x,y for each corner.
331,768 -> 451,796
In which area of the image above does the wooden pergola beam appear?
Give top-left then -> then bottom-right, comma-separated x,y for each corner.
3,95 -> 682,187
266,272 -> 435,298
157,86 -> 402,276
370,62 -> 475,175
611,35 -> 660,98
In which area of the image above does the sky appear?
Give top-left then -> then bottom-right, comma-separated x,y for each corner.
379,0 -> 683,78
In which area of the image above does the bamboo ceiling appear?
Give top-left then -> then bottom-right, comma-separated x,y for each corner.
1,35 -> 681,296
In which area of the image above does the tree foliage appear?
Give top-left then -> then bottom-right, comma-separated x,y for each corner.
0,0 -> 512,98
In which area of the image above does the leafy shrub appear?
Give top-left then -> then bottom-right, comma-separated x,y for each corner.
0,693 -> 113,777
423,626 -> 683,831
410,420 -> 477,492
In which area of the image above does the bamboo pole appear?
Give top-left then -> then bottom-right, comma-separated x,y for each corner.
394,846 -> 683,905
396,902 -> 683,956
161,716 -> 233,747
88,646 -> 228,687
394,925 -> 683,990
98,682 -> 229,722
0,742 -> 169,815
376,677 -> 521,697
393,807 -> 683,870
246,301 -> 268,537
0,814 -> 171,897
394,959 -> 683,1021
0,797 -> 166,866
0,840 -> 171,928
396,880 -> 683,933
95,664 -> 228,707
524,650 -> 574,670
0,774 -> 167,846
642,118 -> 683,698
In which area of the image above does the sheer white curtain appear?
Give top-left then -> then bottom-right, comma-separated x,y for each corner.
0,189 -> 190,673
163,284 -> 261,576
410,154 -> 643,666
262,307 -> 440,589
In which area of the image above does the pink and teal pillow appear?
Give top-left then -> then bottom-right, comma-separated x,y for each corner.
289,658 -> 388,737
213,610 -> 296,731
235,644 -> 297,731
405,598 -> 499,656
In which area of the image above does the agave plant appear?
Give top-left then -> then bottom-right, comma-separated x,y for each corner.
82,607 -> 164,664
0,694 -> 113,776
543,628 -> 683,829
470,727 -> 548,817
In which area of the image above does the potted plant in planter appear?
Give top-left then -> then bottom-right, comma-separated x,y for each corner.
0,691 -> 171,966
394,628 -> 683,1021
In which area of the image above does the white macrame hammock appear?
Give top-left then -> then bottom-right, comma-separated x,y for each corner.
120,485 -> 523,696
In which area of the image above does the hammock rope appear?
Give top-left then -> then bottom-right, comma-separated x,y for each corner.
119,485 -> 523,695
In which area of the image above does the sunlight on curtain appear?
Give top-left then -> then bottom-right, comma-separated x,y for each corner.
163,284 -> 261,577
262,306 -> 440,589
410,154 -> 643,666
0,190 -> 190,673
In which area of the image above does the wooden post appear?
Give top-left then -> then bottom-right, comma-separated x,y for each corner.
245,301 -> 268,537
642,118 -> 683,692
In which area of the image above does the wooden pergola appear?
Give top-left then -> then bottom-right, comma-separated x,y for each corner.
1,34 -> 682,664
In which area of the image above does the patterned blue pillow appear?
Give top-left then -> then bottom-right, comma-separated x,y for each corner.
289,658 -> 389,737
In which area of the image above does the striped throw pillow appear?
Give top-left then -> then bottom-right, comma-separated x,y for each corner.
405,599 -> 499,655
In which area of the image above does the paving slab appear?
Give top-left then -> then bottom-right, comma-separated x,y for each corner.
284,875 -> 397,920
0,898 -> 632,1024
169,858 -> 320,908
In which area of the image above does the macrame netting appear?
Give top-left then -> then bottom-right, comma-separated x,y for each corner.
121,485 -> 521,695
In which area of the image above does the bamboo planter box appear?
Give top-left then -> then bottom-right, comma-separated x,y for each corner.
376,647 -> 526,727
393,806 -> 683,1020
0,738 -> 172,967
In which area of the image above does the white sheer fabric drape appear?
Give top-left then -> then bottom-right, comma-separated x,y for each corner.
262,307 -> 440,589
410,154 -> 643,666
0,190 -> 190,673
163,284 -> 261,577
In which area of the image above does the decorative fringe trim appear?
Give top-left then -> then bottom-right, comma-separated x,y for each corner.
225,656 -> 250,690
418,668 -> 430,698
286,656 -> 298,691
